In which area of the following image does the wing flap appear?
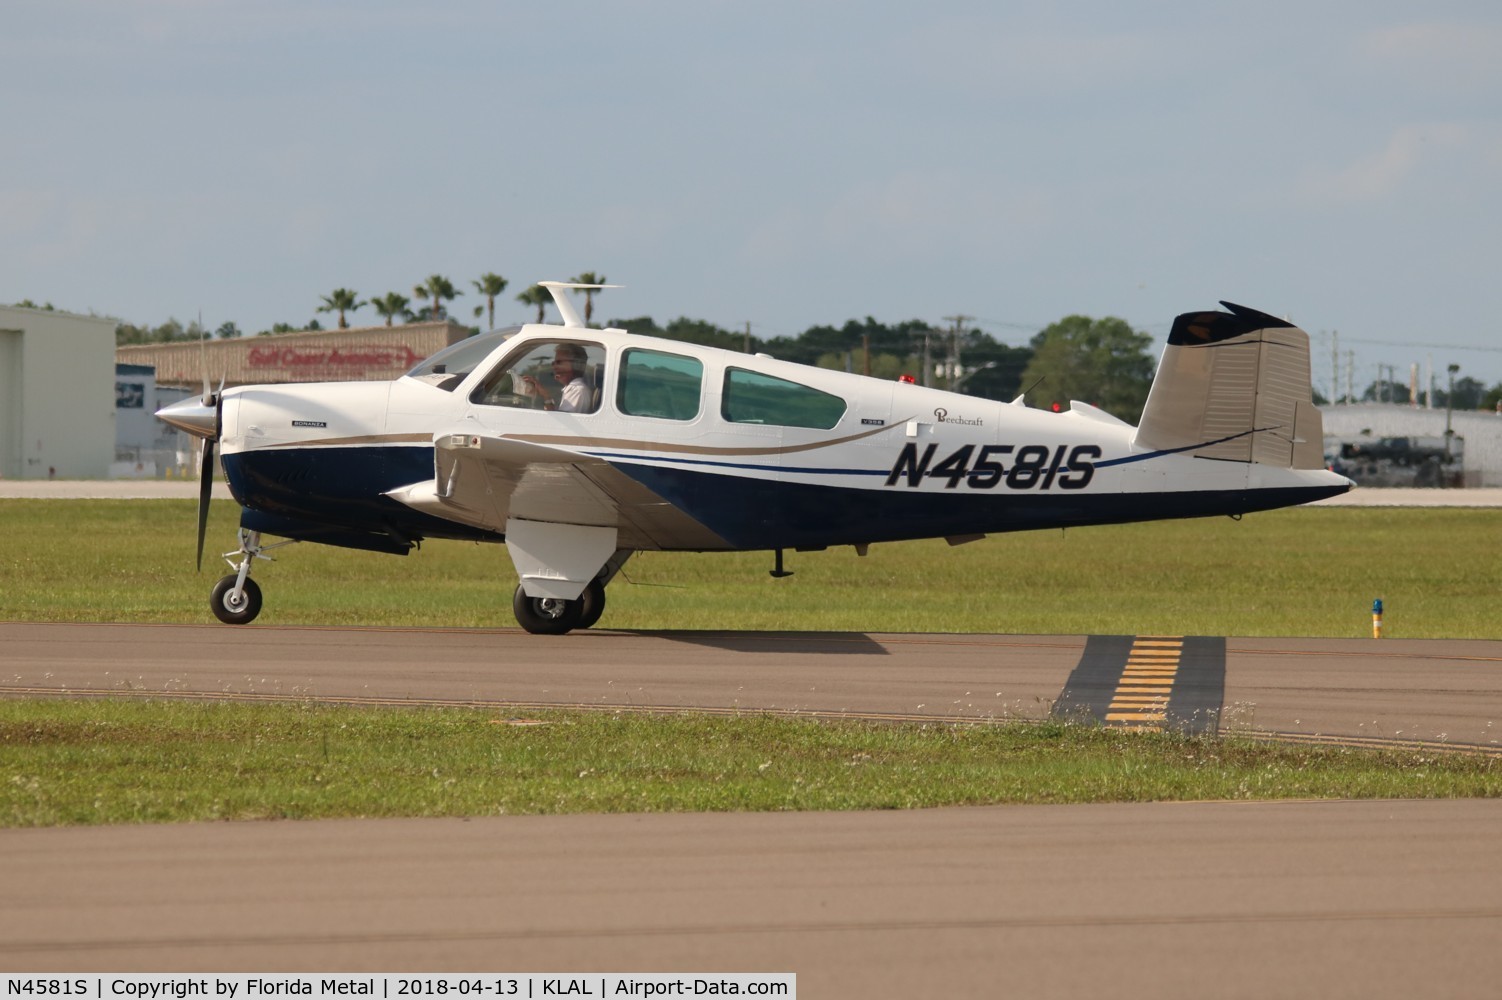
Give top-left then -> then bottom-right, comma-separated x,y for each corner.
385,431 -> 728,550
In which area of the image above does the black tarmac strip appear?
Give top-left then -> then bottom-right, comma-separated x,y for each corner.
1053,635 -> 1227,735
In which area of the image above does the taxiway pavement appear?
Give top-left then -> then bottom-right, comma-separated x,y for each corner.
4,623 -> 1501,748
6,799 -> 1502,996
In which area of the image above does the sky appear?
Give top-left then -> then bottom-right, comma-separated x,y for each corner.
5,0 -> 1502,395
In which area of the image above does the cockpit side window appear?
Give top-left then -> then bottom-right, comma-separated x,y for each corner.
618,349 -> 703,421
722,367 -> 847,429
470,340 -> 606,413
405,327 -> 521,391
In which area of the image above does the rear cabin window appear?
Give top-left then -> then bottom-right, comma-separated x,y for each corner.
618,349 -> 703,421
722,368 -> 847,429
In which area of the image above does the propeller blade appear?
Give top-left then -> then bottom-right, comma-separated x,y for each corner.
196,436 -> 215,571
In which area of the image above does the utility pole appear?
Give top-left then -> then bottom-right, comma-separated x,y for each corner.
1445,363 -> 1460,466
942,314 -> 972,391
1331,333 -> 1342,402
743,321 -> 751,354
1345,350 -> 1354,406
921,329 -> 933,387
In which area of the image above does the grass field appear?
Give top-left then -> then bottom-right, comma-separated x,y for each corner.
4,699 -> 1499,827
1,500 -> 1498,637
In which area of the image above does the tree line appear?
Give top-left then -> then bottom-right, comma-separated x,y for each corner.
16,283 -> 1502,417
88,270 -> 1165,416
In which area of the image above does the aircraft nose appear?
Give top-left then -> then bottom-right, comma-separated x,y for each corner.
156,396 -> 219,440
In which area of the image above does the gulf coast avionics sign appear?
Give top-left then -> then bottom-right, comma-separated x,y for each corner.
246,344 -> 426,380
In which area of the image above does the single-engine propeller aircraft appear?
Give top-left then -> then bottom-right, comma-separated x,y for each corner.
157,282 -> 1351,634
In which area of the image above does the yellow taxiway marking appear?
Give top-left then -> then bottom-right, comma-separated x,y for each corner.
1107,636 -> 1185,729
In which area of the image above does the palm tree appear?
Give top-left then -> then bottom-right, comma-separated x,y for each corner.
413,274 -> 460,320
371,292 -> 411,327
516,284 -> 550,324
316,288 -> 366,329
471,272 -> 509,329
570,271 -> 606,326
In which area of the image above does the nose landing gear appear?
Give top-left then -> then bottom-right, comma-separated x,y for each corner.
208,529 -> 297,625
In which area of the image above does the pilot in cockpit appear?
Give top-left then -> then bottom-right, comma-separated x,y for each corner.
522,343 -> 591,412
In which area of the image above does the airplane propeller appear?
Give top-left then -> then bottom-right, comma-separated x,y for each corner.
195,376 -> 225,570
155,377 -> 224,571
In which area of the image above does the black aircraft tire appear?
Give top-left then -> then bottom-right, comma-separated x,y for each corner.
577,579 -> 606,630
512,585 -> 584,635
210,575 -> 263,625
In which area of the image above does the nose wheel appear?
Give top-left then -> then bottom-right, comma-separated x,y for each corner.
210,574 -> 263,624
206,529 -> 296,625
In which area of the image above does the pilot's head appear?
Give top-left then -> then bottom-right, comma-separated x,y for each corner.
552,343 -> 587,381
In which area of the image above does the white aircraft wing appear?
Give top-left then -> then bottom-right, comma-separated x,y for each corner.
384,429 -> 727,552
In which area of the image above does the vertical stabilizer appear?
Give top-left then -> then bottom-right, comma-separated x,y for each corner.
1134,302 -> 1324,469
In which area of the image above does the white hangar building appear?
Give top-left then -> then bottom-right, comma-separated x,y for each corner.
0,305 -> 118,480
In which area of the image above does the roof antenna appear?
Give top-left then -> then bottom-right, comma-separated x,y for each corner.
1011,374 -> 1045,406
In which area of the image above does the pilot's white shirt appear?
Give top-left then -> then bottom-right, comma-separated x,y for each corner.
558,376 -> 590,413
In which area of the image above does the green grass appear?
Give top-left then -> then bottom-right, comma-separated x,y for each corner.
1,500 -> 1498,637
3,699 -> 1498,827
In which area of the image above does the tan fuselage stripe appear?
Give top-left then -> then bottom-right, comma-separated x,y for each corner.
262,432 -> 434,449
507,417 -> 911,458
255,418 -> 912,459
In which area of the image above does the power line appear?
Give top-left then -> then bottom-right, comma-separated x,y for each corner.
1336,336 -> 1502,354
971,315 -> 1042,332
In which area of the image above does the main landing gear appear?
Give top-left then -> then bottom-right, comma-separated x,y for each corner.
209,529 -> 296,625
512,578 -> 605,635
510,549 -> 629,635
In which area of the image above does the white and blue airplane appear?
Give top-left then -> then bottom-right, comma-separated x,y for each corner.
157,282 -> 1351,633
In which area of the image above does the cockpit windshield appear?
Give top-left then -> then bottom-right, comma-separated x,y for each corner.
405,326 -> 523,390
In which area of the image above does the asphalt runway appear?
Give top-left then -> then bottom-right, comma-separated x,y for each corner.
5,622 -> 1502,996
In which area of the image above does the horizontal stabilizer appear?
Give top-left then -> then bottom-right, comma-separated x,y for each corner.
1134,302 -> 1324,469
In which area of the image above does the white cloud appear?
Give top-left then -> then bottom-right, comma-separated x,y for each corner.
1303,123 -> 1474,203
1359,21 -> 1502,90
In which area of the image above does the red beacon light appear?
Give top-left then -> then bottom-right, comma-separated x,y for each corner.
898,374 -> 916,384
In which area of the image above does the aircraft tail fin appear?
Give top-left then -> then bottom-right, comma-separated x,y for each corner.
1133,301 -> 1325,470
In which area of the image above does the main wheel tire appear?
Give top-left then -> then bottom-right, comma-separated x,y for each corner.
210,574 -> 263,625
577,579 -> 607,630
512,585 -> 583,635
